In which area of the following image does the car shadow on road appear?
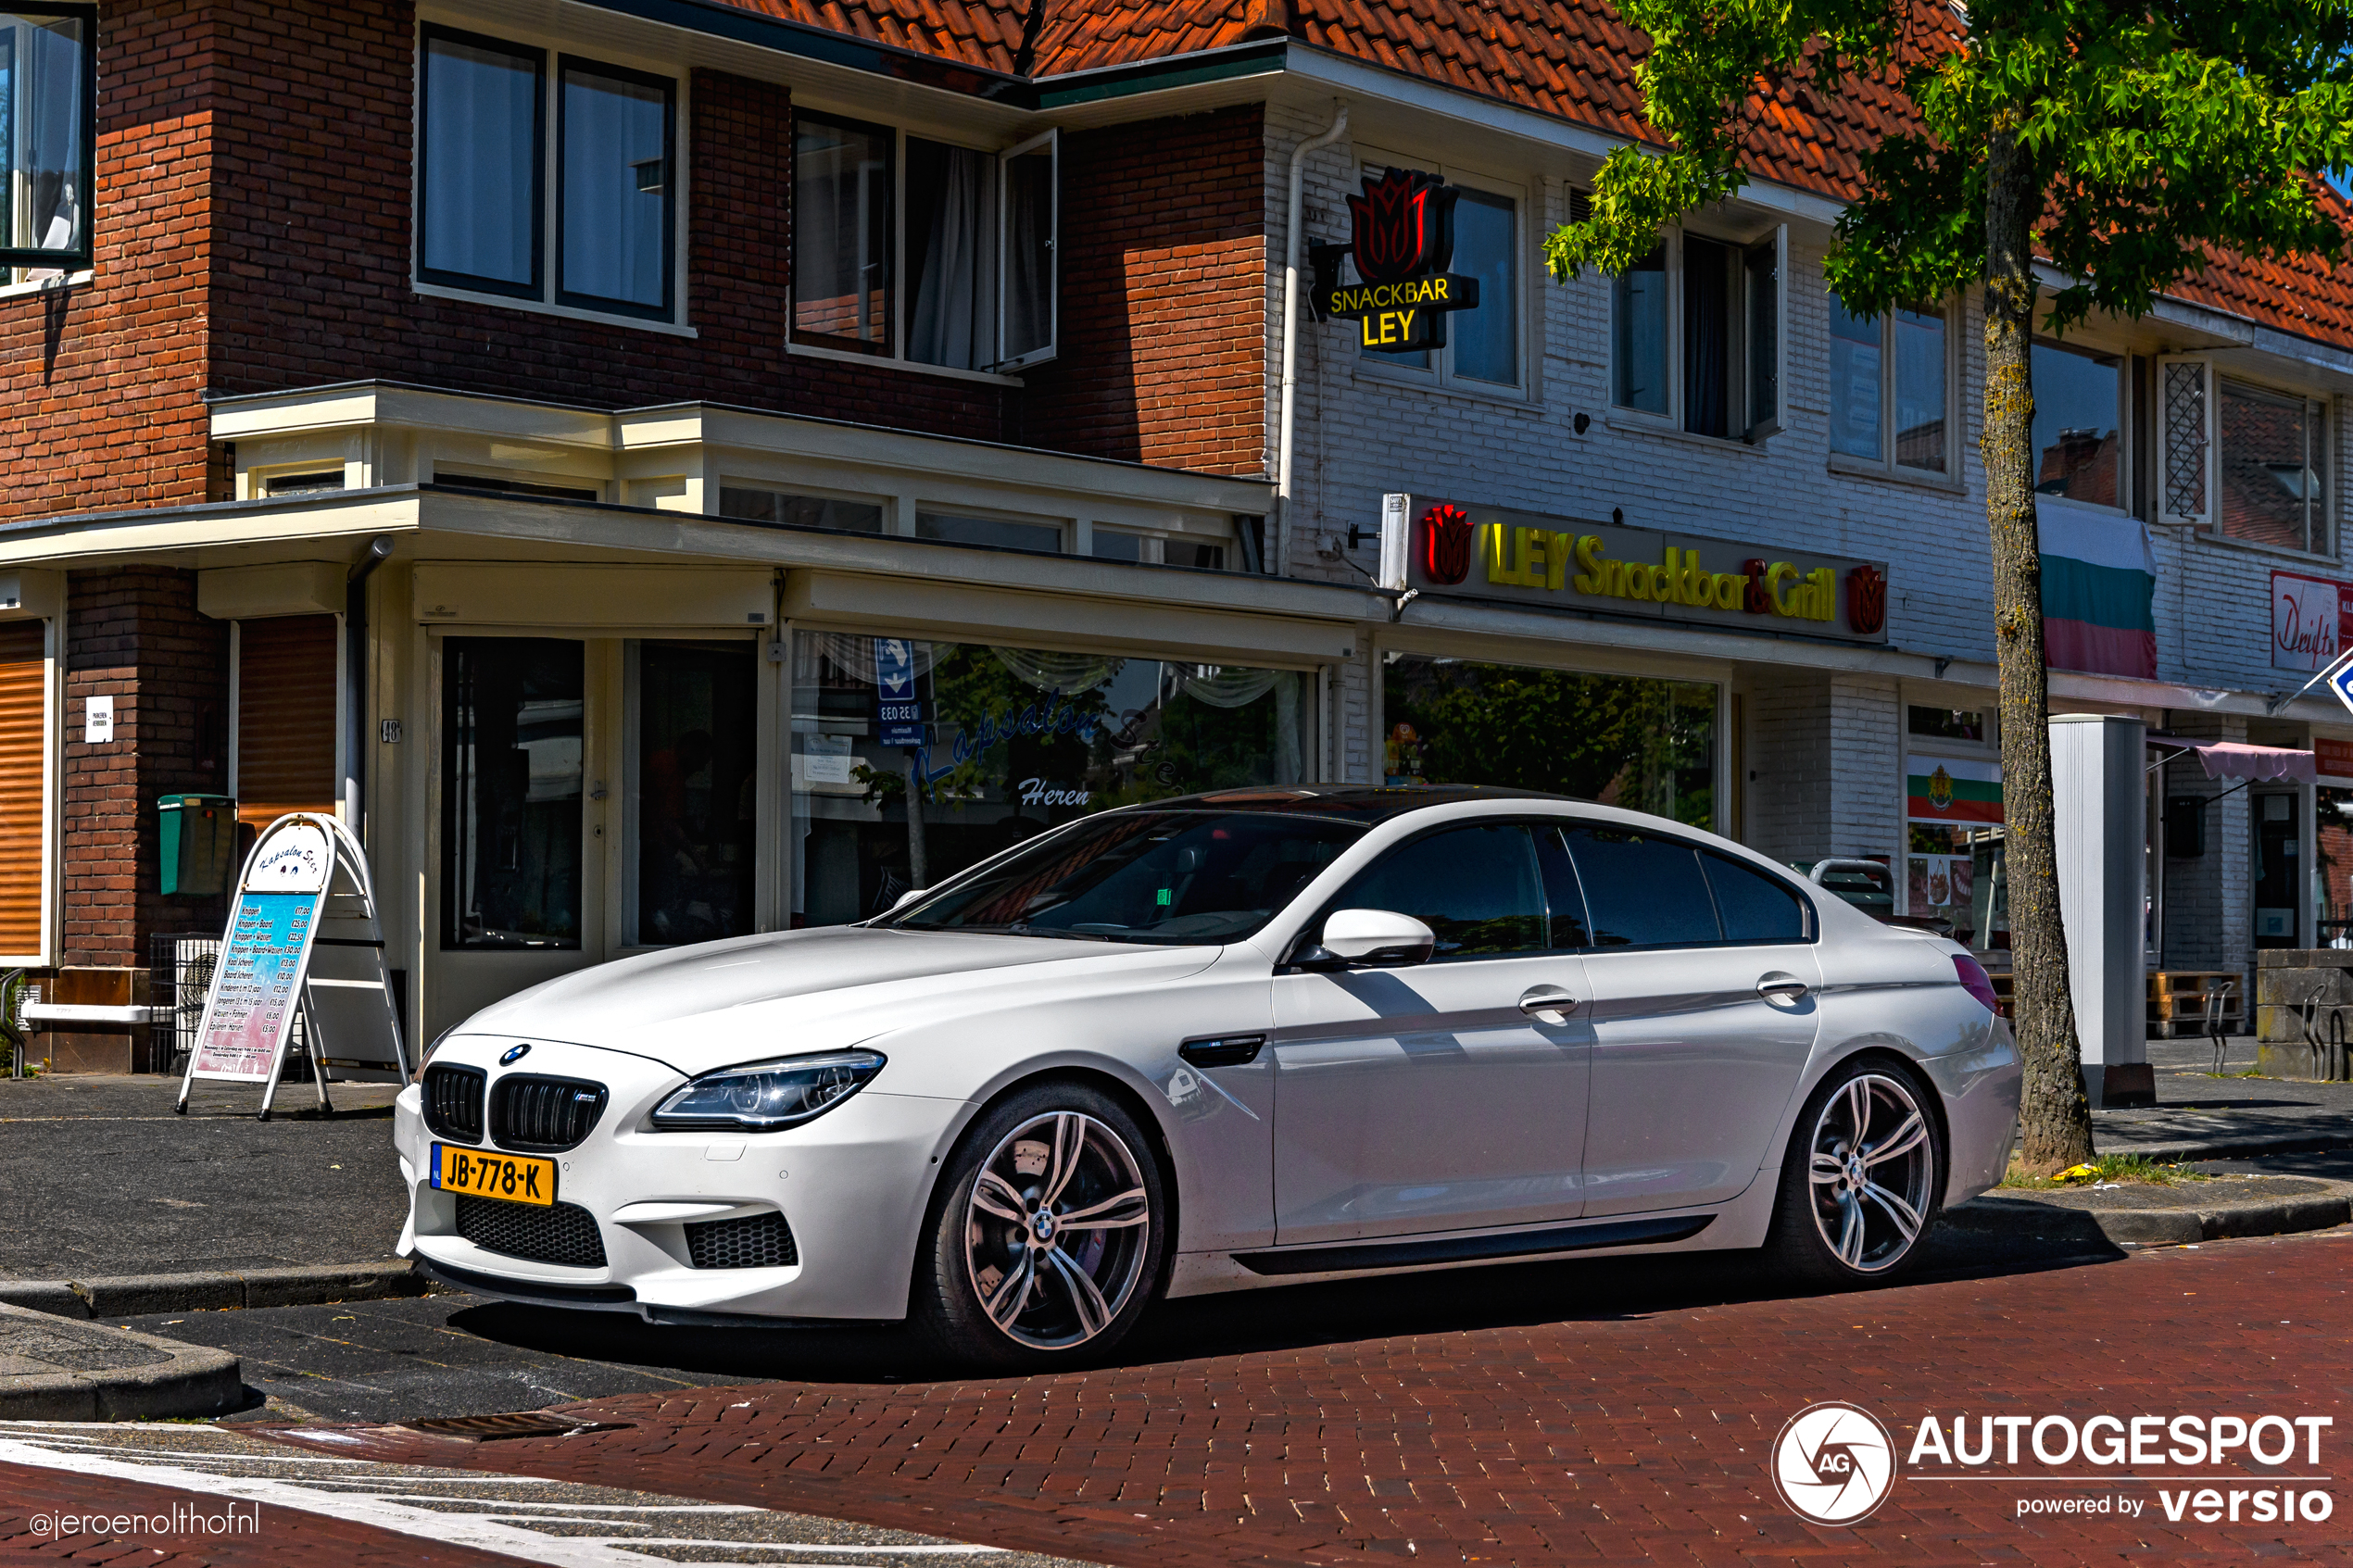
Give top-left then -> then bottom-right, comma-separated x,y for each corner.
438,1213 -> 2125,1386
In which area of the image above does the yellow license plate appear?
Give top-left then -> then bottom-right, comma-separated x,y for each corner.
431,1144 -> 557,1207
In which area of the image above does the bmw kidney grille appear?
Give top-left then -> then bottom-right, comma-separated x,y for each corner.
421,1063 -> 485,1143
489,1074 -> 610,1153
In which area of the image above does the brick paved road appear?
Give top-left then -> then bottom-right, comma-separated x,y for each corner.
240,1227 -> 2353,1567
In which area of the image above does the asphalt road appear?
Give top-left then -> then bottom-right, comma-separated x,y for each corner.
0,1074 -> 406,1277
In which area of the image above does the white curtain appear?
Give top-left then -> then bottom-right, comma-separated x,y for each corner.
423,38 -> 538,286
992,646 -> 1120,696
560,69 -> 666,307
909,144 -> 988,370
799,633 -> 940,685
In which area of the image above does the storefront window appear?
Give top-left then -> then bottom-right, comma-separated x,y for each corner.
1379,656 -> 1717,828
443,638 -> 584,949
629,642 -> 757,946
1904,753 -> 2005,953
2317,785 -> 2353,947
790,634 -> 1312,925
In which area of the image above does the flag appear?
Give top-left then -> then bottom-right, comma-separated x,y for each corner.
2038,500 -> 2158,678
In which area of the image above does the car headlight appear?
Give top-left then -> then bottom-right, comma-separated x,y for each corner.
649,1050 -> 886,1132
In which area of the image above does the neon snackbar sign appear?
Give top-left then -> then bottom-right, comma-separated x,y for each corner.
1400,494 -> 1891,643
1310,169 -> 1481,352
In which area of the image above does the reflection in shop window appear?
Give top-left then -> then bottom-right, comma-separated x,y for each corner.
628,641 -> 757,946
915,512 -> 1063,553
789,633 -> 1310,925
1379,655 -> 1717,828
442,638 -> 584,949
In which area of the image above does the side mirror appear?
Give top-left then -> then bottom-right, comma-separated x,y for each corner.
889,888 -> 928,913
1299,908 -> 1436,970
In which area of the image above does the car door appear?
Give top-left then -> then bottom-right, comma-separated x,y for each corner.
1268,821 -> 1592,1246
1566,823 -> 1822,1217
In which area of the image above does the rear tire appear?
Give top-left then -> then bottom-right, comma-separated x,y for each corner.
912,1082 -> 1168,1369
1765,1057 -> 1942,1289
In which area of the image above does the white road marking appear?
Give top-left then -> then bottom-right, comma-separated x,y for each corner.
0,1424 -> 1090,1568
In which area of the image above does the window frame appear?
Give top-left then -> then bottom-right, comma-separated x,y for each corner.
553,53 -> 677,322
1561,819 -> 1820,952
412,23 -> 686,327
2162,355 -> 2334,559
1824,292 -> 1961,483
789,108 -> 1058,380
2023,334 -> 2133,516
1348,156 -> 1531,399
1,4 -> 97,275
1286,819 -> 1568,967
1607,222 -> 1787,443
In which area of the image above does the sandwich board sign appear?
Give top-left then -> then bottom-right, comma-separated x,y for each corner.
176,812 -> 409,1120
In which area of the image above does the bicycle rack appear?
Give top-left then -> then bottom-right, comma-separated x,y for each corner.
2208,981 -> 2236,1077
2293,995 -> 2352,1083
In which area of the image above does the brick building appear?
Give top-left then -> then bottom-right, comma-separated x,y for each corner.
1,0 -> 2349,1069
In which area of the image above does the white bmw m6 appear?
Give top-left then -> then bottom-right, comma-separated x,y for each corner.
395,786 -> 2020,1365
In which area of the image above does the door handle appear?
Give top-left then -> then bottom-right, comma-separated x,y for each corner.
1517,985 -> 1579,1024
1756,974 -> 1810,1002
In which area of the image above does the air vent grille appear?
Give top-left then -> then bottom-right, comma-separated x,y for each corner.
422,1064 -> 485,1143
455,1196 -> 607,1268
685,1210 -> 799,1270
489,1074 -> 608,1153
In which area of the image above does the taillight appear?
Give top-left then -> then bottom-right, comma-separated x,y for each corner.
1953,954 -> 2001,1014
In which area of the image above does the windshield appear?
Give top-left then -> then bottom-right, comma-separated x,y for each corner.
886,810 -> 1365,943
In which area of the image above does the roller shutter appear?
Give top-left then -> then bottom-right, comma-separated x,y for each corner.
236,615 -> 338,832
0,621 -> 45,957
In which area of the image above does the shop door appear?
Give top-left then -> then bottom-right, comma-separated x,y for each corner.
1269,822 -> 1592,1247
433,636 -> 599,1032
2254,792 -> 2300,948
617,641 -> 761,950
234,615 -> 339,834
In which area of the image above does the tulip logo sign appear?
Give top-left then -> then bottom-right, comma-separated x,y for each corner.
1773,1402 -> 1899,1525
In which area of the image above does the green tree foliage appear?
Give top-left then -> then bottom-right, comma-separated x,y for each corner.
1544,0 -> 2353,1169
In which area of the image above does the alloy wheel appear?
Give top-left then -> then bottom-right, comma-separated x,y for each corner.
1806,1073 -> 1934,1274
963,1110 -> 1152,1349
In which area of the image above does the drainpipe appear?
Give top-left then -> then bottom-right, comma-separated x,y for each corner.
1274,102 -> 1348,579
344,535 -> 395,839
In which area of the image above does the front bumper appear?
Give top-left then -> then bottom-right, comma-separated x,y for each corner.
394,1035 -> 970,1322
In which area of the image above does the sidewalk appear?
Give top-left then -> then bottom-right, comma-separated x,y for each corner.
0,1073 -> 421,1315
2094,1035 -> 2353,1158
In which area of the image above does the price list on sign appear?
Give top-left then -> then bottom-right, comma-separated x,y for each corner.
192,894 -> 316,1080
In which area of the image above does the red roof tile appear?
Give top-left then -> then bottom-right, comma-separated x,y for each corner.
724,0 -> 2353,353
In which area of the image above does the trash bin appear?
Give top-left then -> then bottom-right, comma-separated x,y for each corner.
158,794 -> 236,896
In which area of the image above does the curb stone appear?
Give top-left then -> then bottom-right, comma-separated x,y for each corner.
0,1261 -> 427,1320
2096,1130 -> 2353,1162
0,1300 -> 244,1421
1944,1178 -> 2353,1248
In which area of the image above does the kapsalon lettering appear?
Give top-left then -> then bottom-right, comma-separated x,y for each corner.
1396,494 -> 1889,644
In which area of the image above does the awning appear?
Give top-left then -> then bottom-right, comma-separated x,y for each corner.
2148,735 -> 2316,783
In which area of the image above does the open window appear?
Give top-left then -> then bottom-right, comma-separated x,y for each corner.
2,6 -> 93,277
793,114 -> 1058,374
1612,225 -> 1783,441
2160,354 -> 2332,555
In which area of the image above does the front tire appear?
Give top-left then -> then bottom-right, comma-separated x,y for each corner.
1765,1058 -> 1941,1288
912,1082 -> 1167,1368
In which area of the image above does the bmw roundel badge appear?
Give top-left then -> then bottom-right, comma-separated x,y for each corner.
500,1043 -> 532,1065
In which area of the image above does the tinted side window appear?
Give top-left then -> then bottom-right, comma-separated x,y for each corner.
1565,826 -> 1721,948
1704,851 -> 1810,942
1534,824 -> 1591,948
1330,824 -> 1548,959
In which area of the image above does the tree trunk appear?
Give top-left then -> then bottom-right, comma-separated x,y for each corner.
1982,128 -> 2095,1172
